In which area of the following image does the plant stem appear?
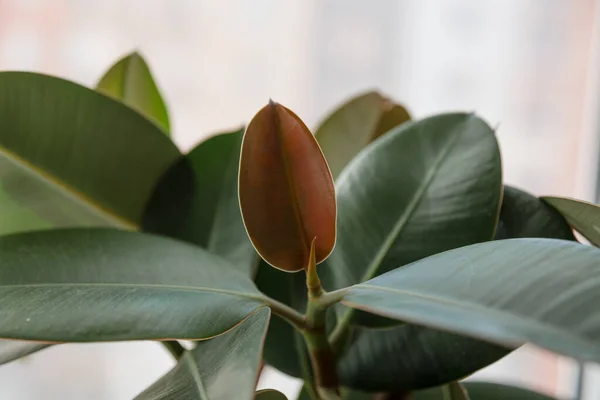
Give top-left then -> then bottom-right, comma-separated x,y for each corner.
161,340 -> 185,360
302,242 -> 340,399
264,297 -> 307,330
303,298 -> 340,399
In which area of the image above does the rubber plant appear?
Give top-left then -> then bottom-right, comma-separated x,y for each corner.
0,52 -> 598,400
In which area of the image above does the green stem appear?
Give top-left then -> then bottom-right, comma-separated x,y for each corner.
161,340 -> 185,360
303,297 -> 340,398
264,297 -> 307,330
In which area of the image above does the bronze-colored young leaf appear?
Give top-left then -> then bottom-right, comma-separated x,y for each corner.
239,101 -> 336,272
315,91 -> 410,179
96,52 -> 170,134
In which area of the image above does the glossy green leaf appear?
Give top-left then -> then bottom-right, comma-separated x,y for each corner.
542,197 -> 600,245
257,113 -> 504,389
0,72 -> 180,362
410,382 -> 470,400
341,238 -> 600,363
0,228 -> 265,342
144,128 -> 257,275
324,113 -> 501,327
97,52 -> 170,134
239,101 -> 336,272
255,389 -> 289,400
315,91 -> 410,179
462,382 -> 556,400
325,112 -> 501,294
496,187 -> 575,240
136,308 -> 270,400
0,72 -> 180,232
337,325 -> 508,391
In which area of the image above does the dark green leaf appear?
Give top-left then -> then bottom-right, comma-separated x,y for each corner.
324,113 -> 501,299
410,382 -> 470,400
496,187 -> 575,240
255,389 -> 289,400
0,72 -> 180,232
144,129 -> 257,275
97,52 -> 170,134
0,228 -> 265,342
542,197 -> 600,246
342,238 -> 600,363
136,308 -> 270,400
315,91 -> 410,179
462,382 -> 557,400
338,326 -> 508,391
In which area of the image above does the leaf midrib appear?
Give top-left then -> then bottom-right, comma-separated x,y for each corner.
0,144 -> 136,229
0,282 -> 264,302
182,352 -> 210,399
347,284 -> 599,351
358,119 -> 467,283
330,120 -> 468,341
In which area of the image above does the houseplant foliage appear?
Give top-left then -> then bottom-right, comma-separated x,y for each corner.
0,51 -> 599,400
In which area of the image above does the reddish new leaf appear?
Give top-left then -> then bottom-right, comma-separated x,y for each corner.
239,101 -> 336,272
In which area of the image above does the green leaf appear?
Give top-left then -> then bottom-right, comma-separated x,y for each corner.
337,325 -> 508,391
0,341 -> 50,365
341,238 -> 600,363
542,197 -> 600,245
255,389 -> 289,400
315,91 -> 410,179
0,228 -> 265,342
257,113 -> 504,389
0,72 -> 180,232
411,382 -> 470,400
462,382 -> 557,400
143,128 -> 257,275
496,187 -> 575,240
324,113 -> 501,327
136,308 -> 270,400
96,52 -> 170,134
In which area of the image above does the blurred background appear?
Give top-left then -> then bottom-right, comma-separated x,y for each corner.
1,0 -> 600,398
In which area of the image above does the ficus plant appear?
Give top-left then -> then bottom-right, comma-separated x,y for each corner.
0,51 -> 599,400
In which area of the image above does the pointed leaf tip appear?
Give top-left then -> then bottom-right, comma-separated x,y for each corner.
239,102 -> 336,272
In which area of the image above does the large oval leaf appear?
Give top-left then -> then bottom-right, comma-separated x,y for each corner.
136,308 -> 270,400
0,72 -> 180,232
323,112 -> 501,297
462,382 -> 557,400
410,382 -> 470,400
496,187 -> 575,240
239,101 -> 336,272
340,238 -> 600,363
0,71 -> 180,361
337,326 -> 508,391
315,91 -> 410,179
0,228 -> 265,342
256,390 -> 289,400
144,129 -> 257,275
542,197 -> 600,245
96,52 -> 170,134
